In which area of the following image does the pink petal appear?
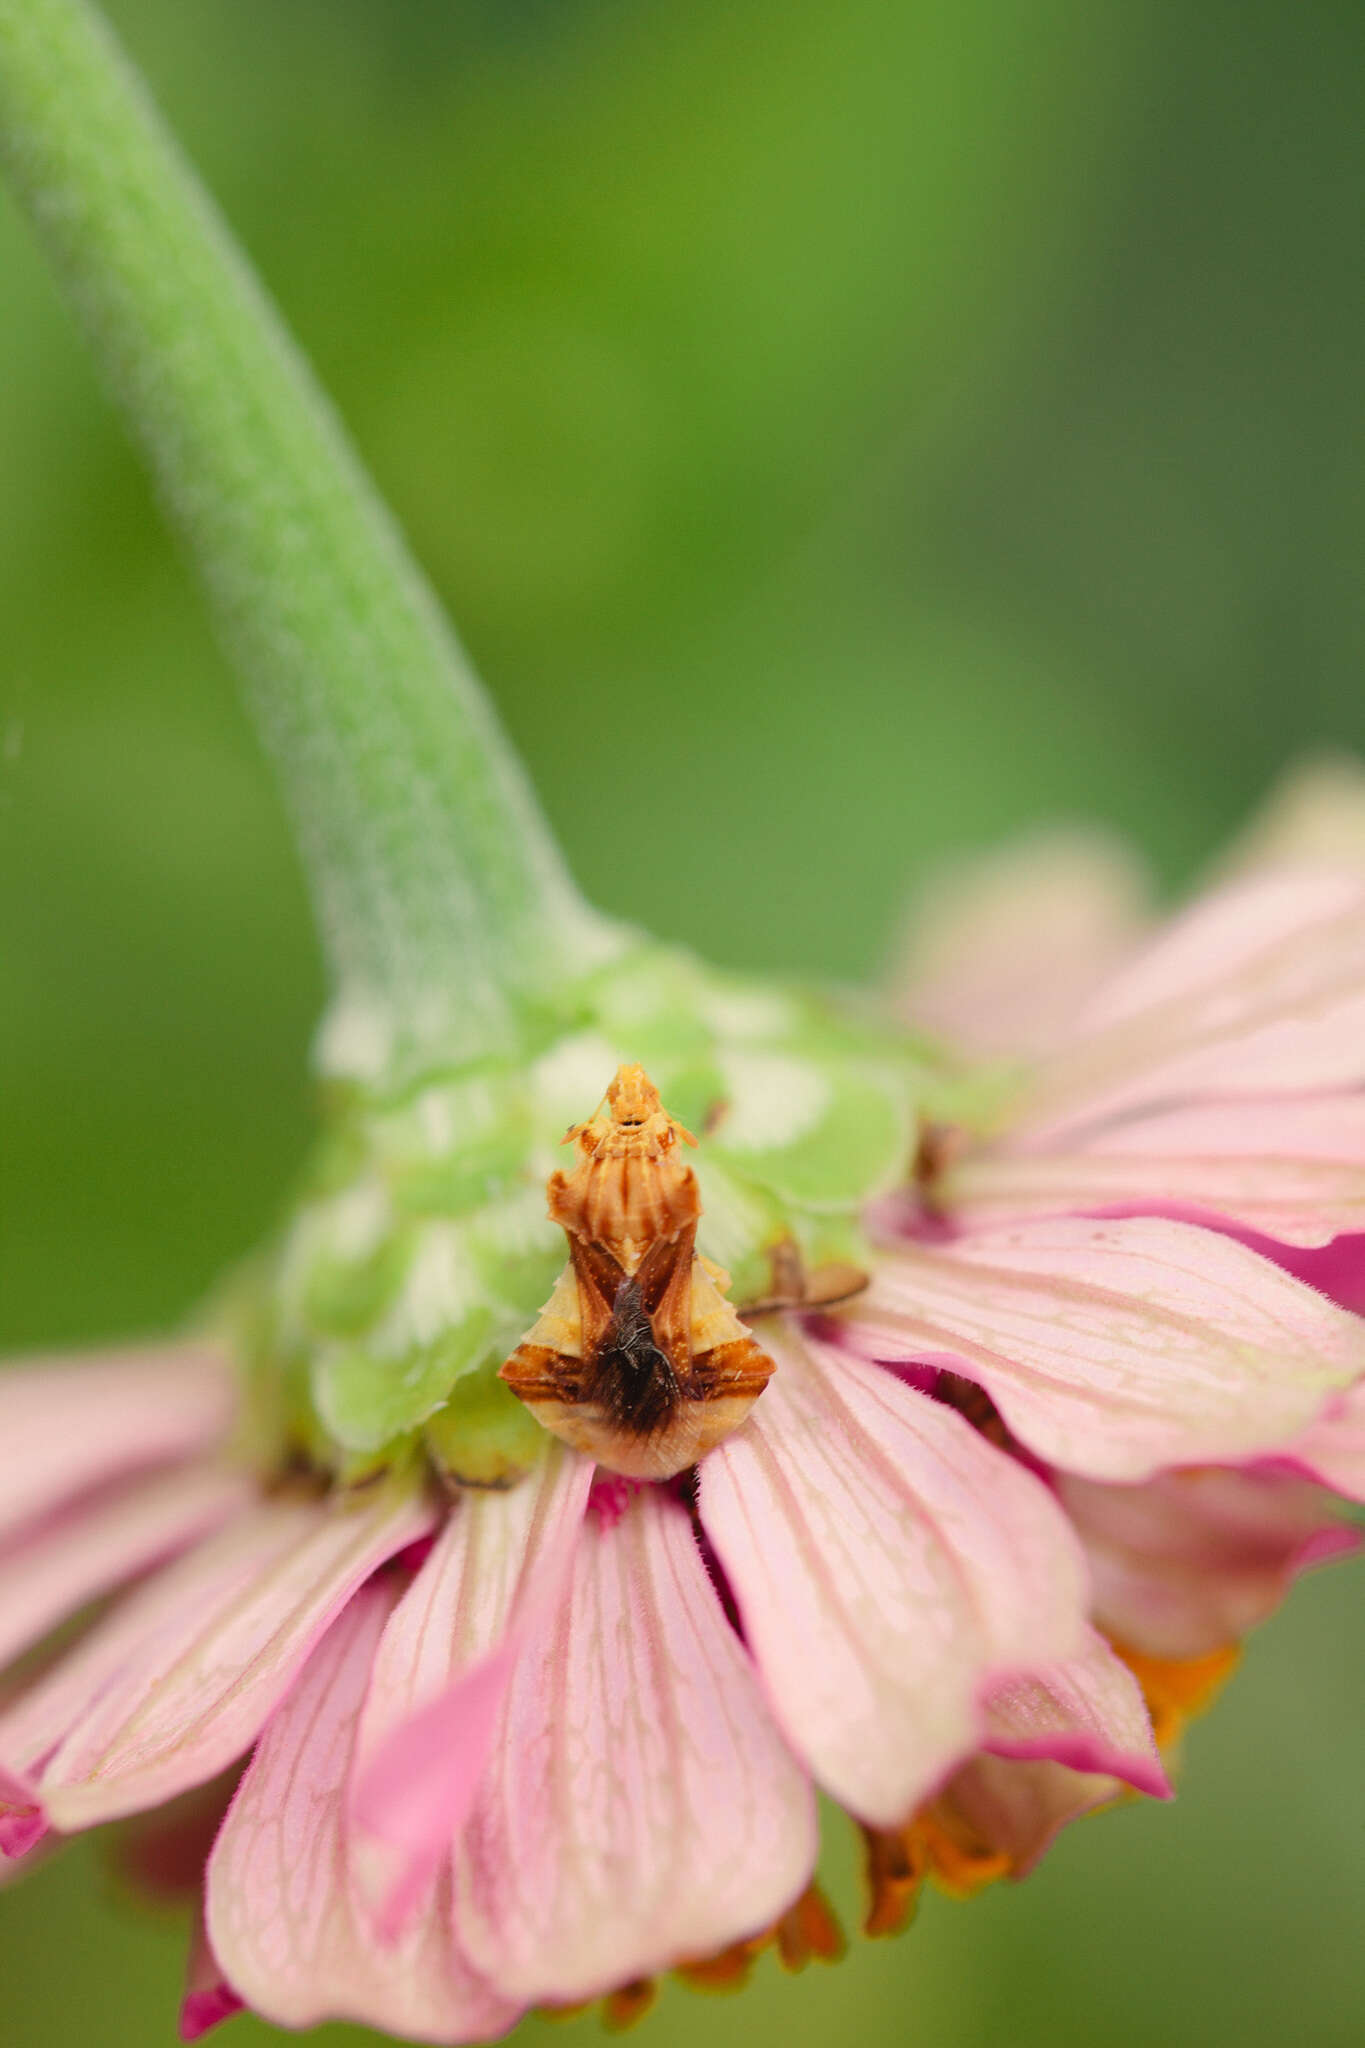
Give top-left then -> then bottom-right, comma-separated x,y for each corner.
935,1751 -> 1124,1882
1020,870 -> 1365,1141
948,1094 -> 1365,1249
1058,1463 -> 1360,1658
929,1627 -> 1169,1879
0,1464 -> 255,1673
1153,1223 -> 1365,1317
894,828 -> 1152,1058
209,1579 -> 518,2041
0,1764 -> 42,1859
179,1905 -> 244,2041
857,1216 -> 1365,1480
980,1628 -> 1169,1797
1261,1232 -> 1365,1317
0,1342 -> 235,1544
1079,870 -> 1363,1029
1281,1376 -> 1365,1503
697,1329 -> 1088,1829
1217,755 -> 1365,875
0,1808 -> 50,1880
352,1448 -> 592,1936
179,1982 -> 242,2041
453,1486 -> 817,2004
0,1479 -> 432,1830
115,1770 -> 243,1903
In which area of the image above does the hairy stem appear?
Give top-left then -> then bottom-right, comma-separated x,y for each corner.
0,0 -> 616,1074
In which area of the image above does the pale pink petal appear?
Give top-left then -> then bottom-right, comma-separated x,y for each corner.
936,1751 -> 1124,1881
1077,870 -> 1364,1034
0,1465 -> 255,1673
0,1764 -> 42,1858
894,829 -> 1153,1058
1019,871 -> 1365,1141
361,1658 -> 518,1945
453,1486 -> 817,2004
180,1905 -> 244,2042
697,1329 -> 1088,1829
980,1628 -> 1169,1796
947,1094 -> 1365,1248
209,1580 -> 518,2041
1057,1464 -> 1358,1659
0,1343 -> 235,1544
1215,755 -> 1365,877
352,1449 -> 592,1935
115,1770 -> 243,1903
856,1216 -> 1365,1480
1165,1223 -> 1365,1316
0,1508 -> 307,1783
1281,1377 -> 1365,1503
0,1479 -> 432,1830
933,1628 -> 1168,1881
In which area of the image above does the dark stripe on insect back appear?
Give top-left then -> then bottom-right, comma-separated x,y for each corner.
583,1275 -> 681,1434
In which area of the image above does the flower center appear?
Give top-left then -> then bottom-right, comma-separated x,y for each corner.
229,943 -> 937,1492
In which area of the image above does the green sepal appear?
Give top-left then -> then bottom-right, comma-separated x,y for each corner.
373,1067 -> 538,1219
708,1051 -> 913,1211
302,1227 -> 414,1338
585,947 -> 719,1058
230,935 -> 956,1480
792,1207 -> 871,1278
691,1157 -> 792,1304
333,1429 -> 421,1489
312,1308 -> 497,1453
424,1366 -> 549,1489
928,1060 -> 1036,1141
389,1144 -> 538,1221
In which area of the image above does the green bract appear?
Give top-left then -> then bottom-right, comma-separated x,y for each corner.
235,942 -> 954,1485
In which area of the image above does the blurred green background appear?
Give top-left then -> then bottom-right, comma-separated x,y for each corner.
2,1 -> 1362,2043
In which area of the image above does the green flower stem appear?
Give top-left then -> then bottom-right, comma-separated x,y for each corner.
0,0 -> 617,1075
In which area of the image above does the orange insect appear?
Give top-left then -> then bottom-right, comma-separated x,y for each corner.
499,1064 -> 778,1479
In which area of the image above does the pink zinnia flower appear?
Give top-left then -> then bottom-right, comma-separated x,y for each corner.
3,773 -> 1363,2039
3,0 -> 1359,2025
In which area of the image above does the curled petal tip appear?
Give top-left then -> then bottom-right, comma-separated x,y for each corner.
178,1986 -> 244,2042
0,1769 -> 45,1859
0,1810 -> 47,1860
